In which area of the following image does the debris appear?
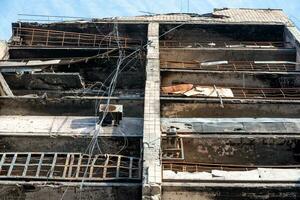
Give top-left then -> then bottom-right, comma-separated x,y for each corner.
183,86 -> 234,97
161,84 -> 193,94
200,61 -> 228,66
99,104 -> 123,126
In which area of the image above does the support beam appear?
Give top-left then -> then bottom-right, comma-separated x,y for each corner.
0,73 -> 13,96
142,22 -> 161,199
0,41 -> 13,97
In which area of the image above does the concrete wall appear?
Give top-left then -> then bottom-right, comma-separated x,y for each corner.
180,137 -> 300,165
160,49 -> 296,63
0,184 -> 141,200
160,24 -> 285,42
0,97 -> 144,117
0,40 -> 9,60
0,136 -> 141,157
162,184 -> 300,200
161,101 -> 300,118
284,26 -> 300,69
4,73 -> 84,90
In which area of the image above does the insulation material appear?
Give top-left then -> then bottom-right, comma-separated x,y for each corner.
164,169 -> 300,181
257,168 -> 300,180
164,170 -> 213,180
162,84 -> 193,94
184,86 -> 234,97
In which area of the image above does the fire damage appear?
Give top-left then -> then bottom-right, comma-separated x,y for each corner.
0,8 -> 300,200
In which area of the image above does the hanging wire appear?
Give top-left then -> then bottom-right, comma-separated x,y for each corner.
60,18 -> 189,200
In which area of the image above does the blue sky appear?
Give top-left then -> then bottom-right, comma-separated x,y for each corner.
0,0 -> 300,40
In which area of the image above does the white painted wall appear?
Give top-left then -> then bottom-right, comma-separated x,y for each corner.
0,40 -> 8,60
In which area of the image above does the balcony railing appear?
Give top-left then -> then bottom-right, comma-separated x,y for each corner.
0,152 -> 141,181
160,40 -> 288,48
160,60 -> 297,72
11,27 -> 143,48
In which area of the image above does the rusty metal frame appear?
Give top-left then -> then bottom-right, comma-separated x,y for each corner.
11,27 -> 143,48
160,60 -> 297,72
159,40 -> 288,48
163,162 -> 300,173
162,87 -> 300,100
0,153 -> 141,181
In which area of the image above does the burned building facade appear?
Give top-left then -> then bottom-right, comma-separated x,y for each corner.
0,8 -> 300,200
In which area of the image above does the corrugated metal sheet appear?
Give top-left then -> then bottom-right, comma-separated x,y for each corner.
213,8 -> 291,24
111,8 -> 293,26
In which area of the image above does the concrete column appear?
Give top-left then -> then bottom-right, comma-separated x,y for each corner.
285,26 -> 300,70
0,72 -> 13,96
142,22 -> 161,200
0,41 -> 13,96
0,41 -> 9,60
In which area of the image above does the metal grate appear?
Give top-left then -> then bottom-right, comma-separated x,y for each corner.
0,153 -> 141,181
160,60 -> 296,72
11,27 -> 143,48
160,40 -> 287,48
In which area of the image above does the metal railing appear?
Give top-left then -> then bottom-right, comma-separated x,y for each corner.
0,153 -> 141,181
18,14 -> 91,23
11,27 -> 143,48
160,40 -> 287,48
160,60 -> 297,72
162,87 -> 300,100
163,162 -> 300,173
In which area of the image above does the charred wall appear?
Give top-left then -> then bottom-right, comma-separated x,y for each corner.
159,24 -> 285,42
160,49 -> 296,63
161,101 -> 300,118
0,185 -> 141,200
0,97 -> 144,117
0,136 -> 141,157
161,71 -> 300,88
162,184 -> 300,200
180,137 -> 300,165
